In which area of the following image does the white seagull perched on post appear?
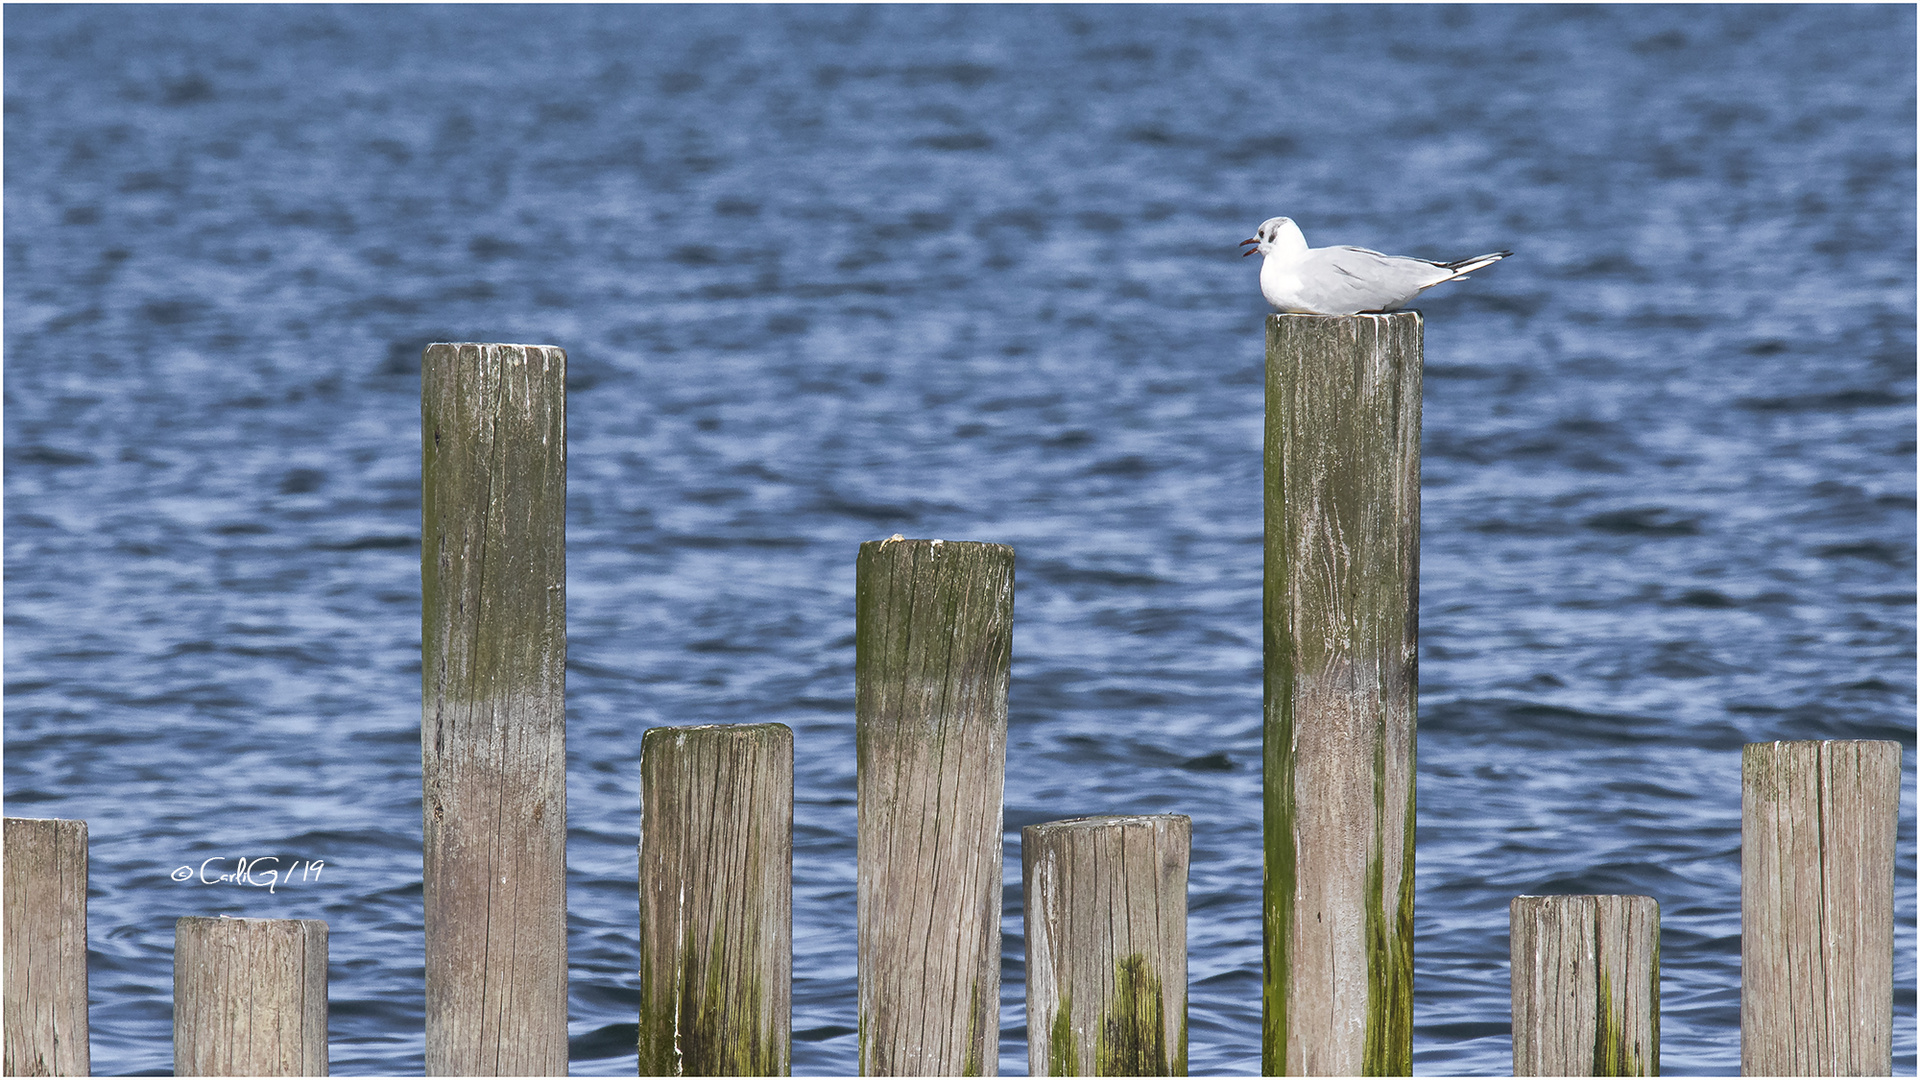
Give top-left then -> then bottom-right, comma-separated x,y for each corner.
1240,216 -> 1511,315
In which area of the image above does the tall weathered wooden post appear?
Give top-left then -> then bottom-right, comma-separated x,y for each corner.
856,537 -> 1014,1076
1263,312 -> 1419,1075
422,342 -> 569,1075
1741,739 -> 1899,1076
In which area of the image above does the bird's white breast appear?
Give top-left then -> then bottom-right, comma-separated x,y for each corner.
1259,258 -> 1310,313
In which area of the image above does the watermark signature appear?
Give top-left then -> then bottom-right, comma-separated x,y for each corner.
171,857 -> 325,894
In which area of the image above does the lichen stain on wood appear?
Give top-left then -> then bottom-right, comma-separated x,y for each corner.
671,920 -> 775,1077
962,978 -> 985,1077
1589,968 -> 1642,1077
1095,955 -> 1170,1076
1048,990 -> 1080,1076
421,343 -> 567,712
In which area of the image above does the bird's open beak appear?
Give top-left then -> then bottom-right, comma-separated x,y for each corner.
1240,237 -> 1260,257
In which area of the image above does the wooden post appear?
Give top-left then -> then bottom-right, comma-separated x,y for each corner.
1510,895 -> 1660,1076
1263,312 -> 1419,1076
1023,815 -> 1190,1077
1741,739 -> 1899,1076
637,723 -> 794,1076
856,536 -> 1013,1076
3,817 -> 89,1076
421,342 -> 568,1075
174,917 -> 328,1076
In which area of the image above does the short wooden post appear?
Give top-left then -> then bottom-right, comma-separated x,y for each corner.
421,342 -> 568,1075
1741,739 -> 1899,1076
3,817 -> 89,1076
1023,815 -> 1190,1077
856,536 -> 1014,1076
637,723 -> 794,1076
1262,313 -> 1419,1075
174,916 -> 328,1076
1510,895 -> 1660,1076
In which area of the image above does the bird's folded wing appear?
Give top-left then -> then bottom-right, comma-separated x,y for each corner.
1298,247 -> 1453,313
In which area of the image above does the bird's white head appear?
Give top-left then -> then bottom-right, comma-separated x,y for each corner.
1239,216 -> 1307,258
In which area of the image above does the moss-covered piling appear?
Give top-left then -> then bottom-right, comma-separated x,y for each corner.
1262,313 -> 1419,1075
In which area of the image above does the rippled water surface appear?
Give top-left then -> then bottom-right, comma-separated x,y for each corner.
6,5 -> 1915,1075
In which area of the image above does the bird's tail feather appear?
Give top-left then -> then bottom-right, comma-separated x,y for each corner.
1442,250 -> 1512,276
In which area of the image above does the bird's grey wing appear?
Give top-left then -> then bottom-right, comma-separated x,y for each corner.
1299,246 -> 1453,313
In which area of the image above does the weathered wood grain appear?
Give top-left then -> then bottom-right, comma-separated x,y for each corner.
1263,312 -> 1420,1076
637,723 -> 793,1076
3,817 -> 89,1077
1741,740 -> 1899,1076
421,342 -> 568,1075
1023,815 -> 1190,1077
173,917 -> 328,1076
1510,895 -> 1660,1076
856,536 -> 1013,1076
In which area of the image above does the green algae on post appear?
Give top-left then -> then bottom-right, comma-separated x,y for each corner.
1095,955 -> 1170,1076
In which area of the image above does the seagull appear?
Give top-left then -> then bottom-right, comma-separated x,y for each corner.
1240,216 -> 1511,315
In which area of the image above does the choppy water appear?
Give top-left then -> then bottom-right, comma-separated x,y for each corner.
5,5 -> 1914,1075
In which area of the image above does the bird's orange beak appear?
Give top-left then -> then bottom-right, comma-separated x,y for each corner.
1240,237 -> 1260,257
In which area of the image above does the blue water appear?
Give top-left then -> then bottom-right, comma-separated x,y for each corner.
5,5 -> 1914,1075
